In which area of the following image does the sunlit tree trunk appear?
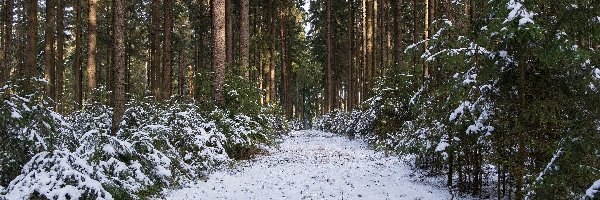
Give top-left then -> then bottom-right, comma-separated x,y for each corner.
212,0 -> 226,105
87,0 -> 98,100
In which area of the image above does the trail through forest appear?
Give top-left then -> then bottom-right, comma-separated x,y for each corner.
165,130 -> 450,199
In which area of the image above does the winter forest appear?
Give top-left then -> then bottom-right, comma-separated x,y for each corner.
0,0 -> 599,199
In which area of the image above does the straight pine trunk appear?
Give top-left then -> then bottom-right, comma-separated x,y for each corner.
162,0 -> 173,100
212,0 -> 226,105
326,0 -> 333,112
73,0 -> 83,109
226,0 -> 233,67
111,0 -> 126,135
87,0 -> 98,100
56,0 -> 65,113
0,0 -> 12,85
240,0 -> 249,79
44,0 -> 56,102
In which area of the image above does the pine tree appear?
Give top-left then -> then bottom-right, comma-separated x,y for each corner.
111,0 -> 125,134
212,0 -> 226,105
87,0 -> 98,100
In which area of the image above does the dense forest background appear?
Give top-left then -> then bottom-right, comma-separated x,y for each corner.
0,0 -> 599,199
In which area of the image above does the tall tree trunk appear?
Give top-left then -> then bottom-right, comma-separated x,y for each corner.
412,0 -> 418,86
1,0 -> 12,85
240,0 -> 249,79
367,0 -> 374,99
44,0 -> 56,102
326,0 -> 333,113
56,0 -> 65,113
393,0 -> 403,69
443,0 -> 453,22
178,48 -> 185,96
361,0 -> 367,103
423,0 -> 429,83
381,0 -> 388,75
279,8 -> 289,118
151,0 -> 162,98
515,47 -> 527,200
347,0 -> 354,111
87,0 -> 98,100
162,0 -> 173,100
259,49 -> 264,105
25,0 -> 38,82
226,0 -> 233,67
74,0 -> 83,109
267,0 -> 275,104
212,0 -> 226,105
111,0 -> 125,135
373,0 -> 378,79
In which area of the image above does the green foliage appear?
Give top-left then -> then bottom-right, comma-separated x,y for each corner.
0,89 -> 288,199
223,73 -> 262,116
318,0 -> 600,198
0,82 -> 76,187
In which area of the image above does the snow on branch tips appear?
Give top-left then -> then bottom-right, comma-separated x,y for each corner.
504,0 -> 536,26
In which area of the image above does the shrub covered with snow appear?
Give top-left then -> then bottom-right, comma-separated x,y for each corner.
0,93 -> 286,199
4,150 -> 112,200
0,84 -> 76,187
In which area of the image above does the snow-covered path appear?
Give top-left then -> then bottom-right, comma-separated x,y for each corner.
165,130 -> 450,199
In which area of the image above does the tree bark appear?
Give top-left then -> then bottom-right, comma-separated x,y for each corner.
162,0 -> 173,100
347,0 -> 354,111
366,0 -> 374,99
326,0 -> 333,113
111,0 -> 125,135
151,0 -> 162,98
56,0 -> 65,113
423,0 -> 429,83
178,48 -> 185,96
24,0 -> 38,92
267,0 -> 275,104
44,0 -> 57,101
393,0 -> 403,69
373,0 -> 378,79
212,0 -> 226,105
74,0 -> 83,109
361,0 -> 367,103
381,0 -> 388,75
87,0 -> 98,100
226,0 -> 233,67
1,0 -> 13,85
240,0 -> 249,79
515,46 -> 527,200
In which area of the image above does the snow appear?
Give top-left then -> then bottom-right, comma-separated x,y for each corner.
3,151 -> 113,200
587,179 -> 600,198
435,140 -> 449,152
164,130 -> 450,199
102,144 -> 116,155
11,110 -> 22,119
505,0 -> 536,26
449,101 -> 471,121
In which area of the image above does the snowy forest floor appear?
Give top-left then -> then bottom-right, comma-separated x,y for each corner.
163,130 -> 452,199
